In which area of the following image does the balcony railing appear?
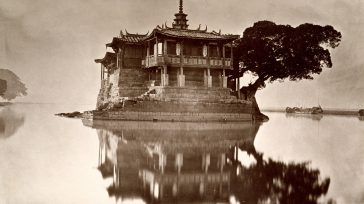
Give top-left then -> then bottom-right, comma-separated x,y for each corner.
142,55 -> 232,69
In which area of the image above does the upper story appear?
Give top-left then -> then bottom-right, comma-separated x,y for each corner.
142,25 -> 238,69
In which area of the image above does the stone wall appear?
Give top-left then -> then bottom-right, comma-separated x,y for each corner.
118,68 -> 148,88
85,111 -> 252,122
97,67 -> 149,109
153,86 -> 238,103
184,68 -> 204,87
96,79 -> 108,109
108,69 -> 120,99
119,100 -> 252,114
119,87 -> 149,97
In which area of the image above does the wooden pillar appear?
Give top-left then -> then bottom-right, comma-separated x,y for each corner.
160,67 -> 163,86
222,68 -> 227,88
206,44 -> 212,88
156,68 -> 158,85
147,41 -> 150,67
230,42 -> 233,67
237,78 -> 241,99
235,144 -> 239,161
178,41 -> 185,87
204,69 -> 207,87
180,41 -> 184,74
163,40 -> 167,55
116,50 -> 119,68
230,42 -> 240,98
222,45 -> 226,66
155,37 -> 158,56
102,64 -> 105,80
162,65 -> 168,86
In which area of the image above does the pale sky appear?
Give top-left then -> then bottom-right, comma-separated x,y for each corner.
0,0 -> 363,109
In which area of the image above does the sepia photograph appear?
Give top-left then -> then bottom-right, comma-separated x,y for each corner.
0,0 -> 363,203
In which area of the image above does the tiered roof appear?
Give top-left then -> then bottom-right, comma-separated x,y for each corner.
145,24 -> 239,41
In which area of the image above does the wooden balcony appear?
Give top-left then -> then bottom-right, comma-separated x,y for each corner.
142,55 -> 232,69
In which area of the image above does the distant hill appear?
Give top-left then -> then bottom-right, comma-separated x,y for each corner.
0,79 -> 6,96
0,69 -> 27,101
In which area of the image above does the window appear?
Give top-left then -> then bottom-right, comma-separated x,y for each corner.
225,47 -> 231,58
209,45 -> 218,57
167,42 -> 177,55
183,43 -> 203,56
149,43 -> 154,55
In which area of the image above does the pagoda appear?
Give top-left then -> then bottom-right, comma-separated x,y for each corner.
90,0 -> 253,122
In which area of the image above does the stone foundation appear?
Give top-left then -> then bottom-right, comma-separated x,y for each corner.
95,67 -> 253,121
84,111 -> 252,122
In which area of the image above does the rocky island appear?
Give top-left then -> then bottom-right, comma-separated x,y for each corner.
84,0 -> 254,122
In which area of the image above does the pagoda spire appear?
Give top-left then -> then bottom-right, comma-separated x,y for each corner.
173,0 -> 188,29
179,0 -> 183,13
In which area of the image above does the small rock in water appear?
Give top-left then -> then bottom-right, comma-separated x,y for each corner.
55,111 -> 83,118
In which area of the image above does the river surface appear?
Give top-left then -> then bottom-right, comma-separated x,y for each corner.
0,104 -> 363,204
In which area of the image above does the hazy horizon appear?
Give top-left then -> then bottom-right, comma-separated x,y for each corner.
1,0 -> 363,109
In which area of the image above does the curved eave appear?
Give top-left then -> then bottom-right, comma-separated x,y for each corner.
95,52 -> 116,64
144,29 -> 239,42
106,37 -> 121,48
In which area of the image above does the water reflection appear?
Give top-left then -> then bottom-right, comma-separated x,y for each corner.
232,144 -> 330,204
83,120 -> 330,204
285,113 -> 323,121
0,107 -> 25,139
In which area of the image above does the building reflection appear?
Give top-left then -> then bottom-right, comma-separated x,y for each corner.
83,120 -> 330,204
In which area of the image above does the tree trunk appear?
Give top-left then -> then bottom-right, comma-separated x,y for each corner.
251,96 -> 269,121
240,78 -> 269,122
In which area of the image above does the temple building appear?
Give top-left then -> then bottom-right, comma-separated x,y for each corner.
91,0 -> 253,122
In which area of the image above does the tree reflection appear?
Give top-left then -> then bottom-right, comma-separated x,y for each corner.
231,144 -> 330,204
0,107 -> 25,139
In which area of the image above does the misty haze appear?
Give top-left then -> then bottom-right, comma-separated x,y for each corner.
1,0 -> 363,204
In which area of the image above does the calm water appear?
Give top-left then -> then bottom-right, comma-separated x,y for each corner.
0,104 -> 363,204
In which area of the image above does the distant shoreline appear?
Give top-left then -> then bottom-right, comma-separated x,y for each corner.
262,108 -> 361,116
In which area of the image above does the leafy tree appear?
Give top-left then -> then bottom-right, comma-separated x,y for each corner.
229,21 -> 341,119
0,69 -> 27,101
